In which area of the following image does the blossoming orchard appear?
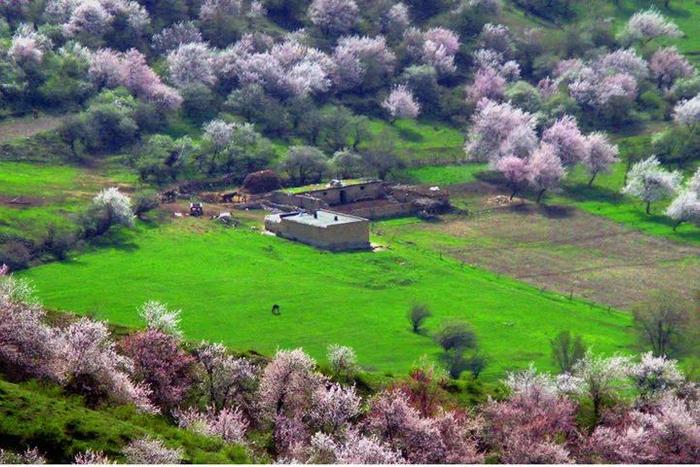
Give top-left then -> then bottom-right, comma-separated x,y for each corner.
0,0 -> 699,463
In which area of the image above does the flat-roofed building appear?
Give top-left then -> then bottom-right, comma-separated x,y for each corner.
264,209 -> 370,251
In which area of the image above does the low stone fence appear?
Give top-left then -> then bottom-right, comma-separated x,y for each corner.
269,191 -> 327,211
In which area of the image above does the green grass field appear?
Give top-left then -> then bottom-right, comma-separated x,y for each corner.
361,118 -> 466,165
20,217 -> 634,380
396,163 -> 488,185
0,162 -> 97,238
0,161 -> 136,239
553,163 -> 700,244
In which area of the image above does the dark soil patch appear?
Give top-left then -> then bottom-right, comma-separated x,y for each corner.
387,189 -> 700,309
0,195 -> 44,207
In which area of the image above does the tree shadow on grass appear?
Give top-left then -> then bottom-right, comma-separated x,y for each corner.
562,182 -> 624,204
539,204 -> 577,219
509,202 -> 576,219
89,228 -> 140,253
396,125 -> 424,143
627,208 -> 700,243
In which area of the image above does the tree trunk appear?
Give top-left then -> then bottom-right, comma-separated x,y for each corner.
510,189 -> 517,201
646,201 -> 651,215
536,189 -> 546,204
592,396 -> 601,428
588,172 -> 597,187
673,220 -> 683,231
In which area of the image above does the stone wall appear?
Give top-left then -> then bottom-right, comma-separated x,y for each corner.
269,192 -> 328,210
303,181 -> 385,206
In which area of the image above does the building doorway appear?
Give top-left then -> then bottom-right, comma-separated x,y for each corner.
339,190 -> 347,204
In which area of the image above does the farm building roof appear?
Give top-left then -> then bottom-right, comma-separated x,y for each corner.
283,179 -> 376,194
272,209 -> 367,227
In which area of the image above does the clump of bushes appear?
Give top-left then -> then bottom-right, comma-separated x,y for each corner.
242,170 -> 282,194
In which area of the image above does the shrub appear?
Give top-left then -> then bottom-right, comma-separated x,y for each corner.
41,224 -> 75,261
408,303 -> 431,333
242,170 -> 282,194
0,240 -> 33,270
279,146 -> 329,186
0,275 -> 59,380
79,188 -> 135,239
122,437 -> 184,464
132,190 -> 160,218
327,344 -> 359,381
434,320 -> 477,352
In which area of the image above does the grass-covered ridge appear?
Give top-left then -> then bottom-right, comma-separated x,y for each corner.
0,378 -> 251,464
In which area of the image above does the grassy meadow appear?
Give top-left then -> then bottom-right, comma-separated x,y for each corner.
364,118 -> 466,165
0,161 -> 135,240
20,216 -> 634,380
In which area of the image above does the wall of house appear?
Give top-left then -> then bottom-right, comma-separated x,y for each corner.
266,216 -> 370,251
269,192 -> 327,210
304,182 -> 385,206
342,202 -> 415,220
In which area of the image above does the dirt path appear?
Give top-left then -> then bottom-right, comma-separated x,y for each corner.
0,114 -> 66,143
383,185 -> 700,309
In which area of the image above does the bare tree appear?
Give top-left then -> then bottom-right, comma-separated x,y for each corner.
407,304 -> 431,334
550,330 -> 587,373
633,293 -> 691,357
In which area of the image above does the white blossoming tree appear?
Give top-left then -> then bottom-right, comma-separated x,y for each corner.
619,9 -> 682,46
93,187 -> 135,225
622,156 -> 681,214
139,300 -> 183,338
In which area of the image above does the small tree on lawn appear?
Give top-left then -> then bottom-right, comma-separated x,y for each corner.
618,9 -> 682,47
495,156 -> 529,200
80,187 -> 135,239
665,169 -> 700,230
622,156 -> 681,214
434,320 -> 478,378
550,330 -> 587,373
666,189 -> 700,230
408,303 -> 432,334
